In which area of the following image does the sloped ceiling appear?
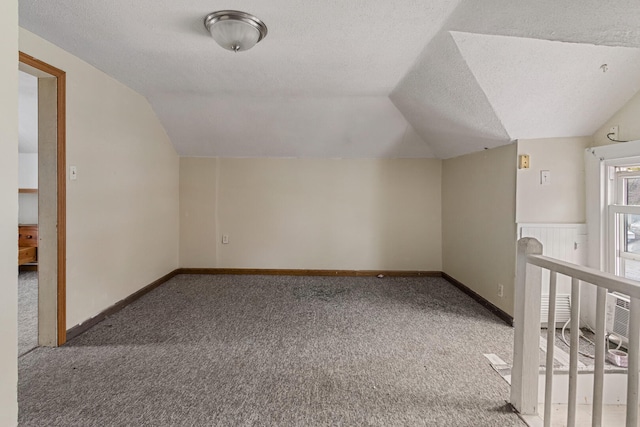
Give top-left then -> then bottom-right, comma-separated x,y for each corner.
18,0 -> 640,159
452,32 -> 640,141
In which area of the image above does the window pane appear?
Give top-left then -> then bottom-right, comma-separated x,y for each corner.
624,214 -> 640,254
627,178 -> 640,205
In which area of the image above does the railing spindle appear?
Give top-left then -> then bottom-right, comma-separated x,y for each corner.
567,277 -> 580,427
592,286 -> 607,427
513,239 -> 640,426
544,271 -> 558,427
626,297 -> 640,426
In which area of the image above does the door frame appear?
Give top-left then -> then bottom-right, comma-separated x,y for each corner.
18,51 -> 66,346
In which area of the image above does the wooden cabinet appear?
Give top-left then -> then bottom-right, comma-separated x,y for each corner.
18,225 -> 38,266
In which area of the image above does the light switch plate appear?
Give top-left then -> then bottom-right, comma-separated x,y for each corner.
541,170 -> 551,185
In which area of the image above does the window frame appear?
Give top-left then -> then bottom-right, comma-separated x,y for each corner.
606,160 -> 640,278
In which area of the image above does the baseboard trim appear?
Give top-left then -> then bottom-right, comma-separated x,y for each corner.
176,268 -> 442,277
441,272 -> 513,326
65,270 -> 179,342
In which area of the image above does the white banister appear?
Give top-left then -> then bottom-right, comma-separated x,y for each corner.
513,237 -> 640,427
567,277 -> 580,427
512,238 -> 543,415
526,255 -> 640,299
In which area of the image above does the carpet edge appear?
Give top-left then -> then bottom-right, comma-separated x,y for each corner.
66,269 -> 179,342
176,268 -> 442,277
441,272 -> 514,327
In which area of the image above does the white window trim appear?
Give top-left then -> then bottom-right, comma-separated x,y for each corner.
583,141 -> 640,327
585,140 -> 640,272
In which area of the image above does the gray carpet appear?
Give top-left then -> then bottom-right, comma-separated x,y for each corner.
19,275 -> 525,426
18,271 -> 38,356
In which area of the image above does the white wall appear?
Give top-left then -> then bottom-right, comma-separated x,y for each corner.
0,1 -> 18,424
516,137 -> 590,224
18,153 -> 37,188
593,89 -> 640,147
18,153 -> 38,224
180,157 -> 442,271
19,29 -> 180,328
442,144 -> 517,316
18,193 -> 37,225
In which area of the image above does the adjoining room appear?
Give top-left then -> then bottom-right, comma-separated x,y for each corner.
18,70 -> 38,357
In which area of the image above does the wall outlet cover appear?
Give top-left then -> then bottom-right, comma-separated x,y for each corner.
541,170 -> 551,185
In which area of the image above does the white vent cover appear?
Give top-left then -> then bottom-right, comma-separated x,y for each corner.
541,293 -> 571,328
607,292 -> 630,347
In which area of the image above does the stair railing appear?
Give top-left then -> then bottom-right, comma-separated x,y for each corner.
512,237 -> 640,427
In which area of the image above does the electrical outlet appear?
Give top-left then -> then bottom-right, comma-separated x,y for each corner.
497,284 -> 504,298
222,234 -> 229,244
610,125 -> 619,140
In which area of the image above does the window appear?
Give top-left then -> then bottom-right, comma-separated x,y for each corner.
608,165 -> 640,280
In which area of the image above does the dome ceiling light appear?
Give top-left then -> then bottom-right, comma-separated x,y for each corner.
204,10 -> 268,53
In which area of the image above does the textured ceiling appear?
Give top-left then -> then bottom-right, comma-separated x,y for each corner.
452,32 -> 640,140
18,0 -> 640,159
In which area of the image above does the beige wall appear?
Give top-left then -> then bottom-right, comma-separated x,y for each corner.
516,137 -> 589,224
179,157 -> 217,267
442,144 -> 517,315
0,1 -> 18,425
180,158 -> 442,271
593,89 -> 640,146
19,29 -> 180,328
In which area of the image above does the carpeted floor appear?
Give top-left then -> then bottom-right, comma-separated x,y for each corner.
18,271 -> 38,356
19,275 -> 525,426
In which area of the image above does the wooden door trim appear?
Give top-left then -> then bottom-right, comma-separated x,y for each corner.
18,51 -> 66,345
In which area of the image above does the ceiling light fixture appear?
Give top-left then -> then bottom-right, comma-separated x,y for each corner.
204,10 -> 268,53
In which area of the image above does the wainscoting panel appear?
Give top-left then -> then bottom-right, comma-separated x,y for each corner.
518,223 -> 587,327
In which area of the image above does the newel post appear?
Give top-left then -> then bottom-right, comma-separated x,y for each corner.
511,237 -> 543,415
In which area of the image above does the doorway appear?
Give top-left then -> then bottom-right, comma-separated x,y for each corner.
18,52 -> 66,348
18,70 -> 38,355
